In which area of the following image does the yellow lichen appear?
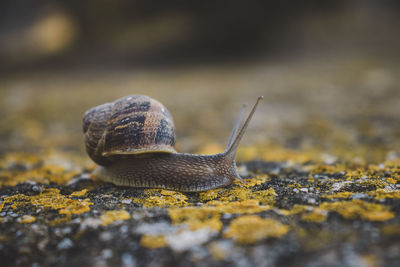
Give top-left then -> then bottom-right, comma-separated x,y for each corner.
301,209 -> 327,223
168,207 -> 222,231
100,210 -> 131,226
309,163 -> 399,196
223,215 -> 290,244
392,175 -> 400,182
369,189 -> 400,199
384,159 -> 400,168
320,200 -> 395,221
206,199 -> 271,214
310,164 -> 347,175
251,189 -> 277,204
322,192 -> 353,199
20,215 -> 36,223
345,169 -> 364,180
0,153 -> 41,169
288,183 -> 302,189
243,175 -> 270,187
198,189 -> 220,202
380,224 -> 400,235
132,189 -> 188,208
199,186 -> 275,206
357,178 -> 388,189
209,242 -> 229,260
276,209 -> 291,216
167,183 -> 277,232
287,204 -> 310,215
0,151 -> 89,187
128,183 -> 277,234
49,216 -> 71,226
36,189 -> 92,215
69,189 -> 88,197
0,164 -> 80,187
0,188 -> 93,218
140,234 -> 167,249
218,187 -> 252,202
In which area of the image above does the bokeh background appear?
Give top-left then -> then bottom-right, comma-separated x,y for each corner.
1,0 -> 400,163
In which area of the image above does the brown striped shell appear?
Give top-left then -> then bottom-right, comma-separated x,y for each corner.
83,95 -> 176,166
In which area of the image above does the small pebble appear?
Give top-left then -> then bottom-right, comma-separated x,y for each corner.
305,206 -> 314,212
101,249 -> 113,259
62,227 -> 72,235
121,253 -> 136,267
54,229 -> 61,236
100,231 -> 113,242
32,185 -> 42,192
131,212 -> 144,221
190,245 -> 208,261
135,222 -> 177,235
57,238 -> 74,250
237,165 -> 249,177
120,225 -> 129,234
121,199 -> 132,204
71,218 -> 82,224
166,228 -> 215,252
350,193 -> 368,200
307,198 -> 316,204
80,218 -> 102,230
300,188 -> 308,193
331,181 -> 352,192
323,154 -> 337,165
222,213 -> 232,219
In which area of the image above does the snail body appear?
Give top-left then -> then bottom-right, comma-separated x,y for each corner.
83,95 -> 263,192
93,153 -> 235,192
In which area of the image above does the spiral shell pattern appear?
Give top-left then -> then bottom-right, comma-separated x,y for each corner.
83,95 -> 176,166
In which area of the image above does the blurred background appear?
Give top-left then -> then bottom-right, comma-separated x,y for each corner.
1,0 -> 399,163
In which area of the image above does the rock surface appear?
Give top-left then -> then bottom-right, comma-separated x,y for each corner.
1,60 -> 400,266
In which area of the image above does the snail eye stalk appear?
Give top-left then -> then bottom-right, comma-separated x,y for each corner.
224,96 -> 263,159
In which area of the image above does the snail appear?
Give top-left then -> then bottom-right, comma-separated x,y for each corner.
83,95 -> 263,192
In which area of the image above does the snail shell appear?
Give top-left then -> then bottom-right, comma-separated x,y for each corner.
83,95 -> 176,166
